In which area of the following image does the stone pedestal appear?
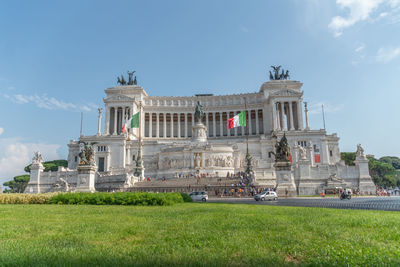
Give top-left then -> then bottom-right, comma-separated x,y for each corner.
192,122 -> 207,143
297,159 -> 315,195
355,158 -> 376,194
274,161 -> 297,197
25,163 -> 44,194
76,165 -> 96,192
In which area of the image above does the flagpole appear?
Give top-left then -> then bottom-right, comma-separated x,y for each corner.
135,101 -> 144,181
244,97 -> 253,183
322,104 -> 326,130
80,112 -> 83,137
245,98 -> 249,155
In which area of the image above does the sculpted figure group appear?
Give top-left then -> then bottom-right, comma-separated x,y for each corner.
269,65 -> 290,80
79,142 -> 96,166
32,151 -> 43,164
117,70 -> 137,86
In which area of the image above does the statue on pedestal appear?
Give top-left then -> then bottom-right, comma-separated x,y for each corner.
356,144 -> 367,160
32,151 -> 43,164
274,133 -> 290,162
194,101 -> 204,123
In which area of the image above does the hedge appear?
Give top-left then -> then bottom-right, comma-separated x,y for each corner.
48,192 -> 184,206
0,192 -> 185,206
0,193 -> 55,204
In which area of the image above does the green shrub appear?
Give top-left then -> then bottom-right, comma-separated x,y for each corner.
48,192 -> 184,206
180,192 -> 193,202
0,193 -> 55,204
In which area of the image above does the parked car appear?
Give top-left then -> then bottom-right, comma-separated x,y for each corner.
254,191 -> 278,201
189,191 -> 208,202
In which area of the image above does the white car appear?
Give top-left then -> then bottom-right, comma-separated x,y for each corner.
189,191 -> 208,202
254,191 -> 278,201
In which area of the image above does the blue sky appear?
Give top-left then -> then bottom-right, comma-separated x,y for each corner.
1,0 -> 400,184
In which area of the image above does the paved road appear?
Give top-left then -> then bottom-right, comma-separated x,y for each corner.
208,196 -> 400,211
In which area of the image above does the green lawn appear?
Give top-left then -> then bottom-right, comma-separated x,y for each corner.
0,204 -> 399,266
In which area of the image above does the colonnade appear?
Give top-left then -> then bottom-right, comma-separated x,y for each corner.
105,106 -> 133,135
143,109 -> 264,138
104,103 -> 304,137
272,101 -> 303,131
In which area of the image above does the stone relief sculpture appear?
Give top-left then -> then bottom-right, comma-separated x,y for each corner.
298,146 -> 307,160
32,151 -> 43,164
325,173 -> 344,186
51,177 -> 70,192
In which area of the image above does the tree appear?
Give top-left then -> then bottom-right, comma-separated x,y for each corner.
368,157 -> 399,188
341,152 -> 356,166
379,156 -> 400,170
341,153 -> 400,188
3,175 -> 30,193
3,160 -> 68,193
24,160 -> 68,173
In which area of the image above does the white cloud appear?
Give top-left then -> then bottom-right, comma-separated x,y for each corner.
329,0 -> 384,37
355,43 -> 365,52
376,46 -> 400,62
5,93 -> 98,112
0,128 -> 3,135
308,102 -> 344,115
0,138 -> 61,186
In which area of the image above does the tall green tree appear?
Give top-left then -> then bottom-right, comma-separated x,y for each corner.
379,156 -> 400,170
3,175 -> 30,193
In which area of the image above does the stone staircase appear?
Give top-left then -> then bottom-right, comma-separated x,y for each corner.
134,176 -> 242,188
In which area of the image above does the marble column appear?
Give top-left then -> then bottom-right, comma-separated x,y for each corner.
149,112 -> 152,138
220,112 -> 223,136
156,113 -> 160,138
248,110 -> 252,135
163,112 -> 167,138
234,111 -> 238,136
178,113 -> 181,138
206,112 -> 209,137
227,112 -> 231,137
212,112 -> 216,137
185,113 -> 188,138
297,101 -> 304,130
255,109 -> 259,134
170,113 -> 174,138
126,148 -> 130,166
113,107 -> 117,135
289,102 -> 295,131
305,102 -> 310,130
104,107 -> 109,135
280,102 -> 286,131
122,107 -> 125,131
272,102 -> 277,131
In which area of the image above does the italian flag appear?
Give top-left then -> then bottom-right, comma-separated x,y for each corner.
228,110 -> 246,129
122,112 -> 140,133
